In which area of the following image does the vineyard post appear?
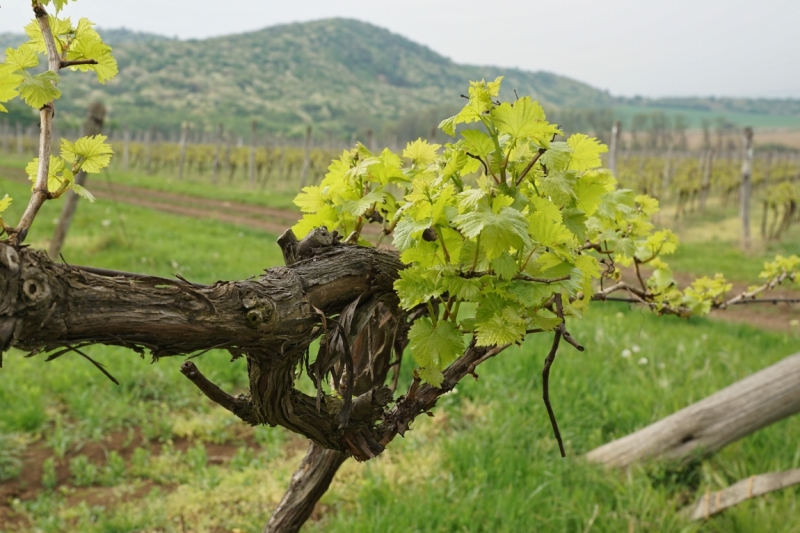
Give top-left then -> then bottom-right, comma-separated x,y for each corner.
760,150 -> 774,240
145,126 -> 154,175
211,123 -> 223,185
249,120 -> 257,188
699,149 -> 714,212
122,125 -> 130,172
661,142 -> 674,200
177,121 -> 190,180
794,152 -> 800,183
299,124 -> 312,189
608,120 -> 621,176
366,128 -> 374,152
48,103 -> 106,259
740,127 -> 754,250
15,123 -> 23,156
0,119 -> 8,154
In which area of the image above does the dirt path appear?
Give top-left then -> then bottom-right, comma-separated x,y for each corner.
1,168 -> 302,236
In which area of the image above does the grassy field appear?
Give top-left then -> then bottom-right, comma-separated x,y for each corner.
1,167 -> 799,532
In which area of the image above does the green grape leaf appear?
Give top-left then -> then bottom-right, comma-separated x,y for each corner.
530,196 -> 562,223
408,317 -> 464,386
0,194 -> 11,225
294,186 -> 327,213
442,275 -> 483,301
635,194 -> 660,215
529,211 -> 575,248
457,187 -> 486,211
461,129 -> 494,159
71,183 -> 95,202
25,155 -> 71,194
400,240 -> 439,267
491,253 -> 519,280
567,133 -> 607,171
5,45 -> 39,70
66,20 -> 118,84
540,142 -> 572,171
575,176 -> 608,217
393,217 -> 431,251
394,266 -> 442,309
342,189 -> 385,217
529,312 -> 562,331
490,97 -> 556,141
561,208 -> 587,243
475,308 -> 527,346
506,279 -> 553,306
291,205 -> 338,238
403,138 -> 440,167
60,135 -> 113,173
0,66 -> 23,112
453,205 -> 531,261
439,116 -> 457,137
18,71 -> 60,109
539,171 -> 577,206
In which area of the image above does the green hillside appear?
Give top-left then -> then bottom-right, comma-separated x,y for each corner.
2,19 -> 612,137
2,19 -> 800,139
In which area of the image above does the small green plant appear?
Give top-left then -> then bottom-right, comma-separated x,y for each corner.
101,450 -> 126,486
68,454 -> 99,486
0,433 -> 24,481
41,456 -> 58,489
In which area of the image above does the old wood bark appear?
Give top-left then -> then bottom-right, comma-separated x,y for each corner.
586,351 -> 800,468
48,102 -> 106,259
0,231 -> 403,456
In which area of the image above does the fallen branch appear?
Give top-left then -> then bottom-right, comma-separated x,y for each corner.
586,351 -> 800,468
688,468 -> 800,520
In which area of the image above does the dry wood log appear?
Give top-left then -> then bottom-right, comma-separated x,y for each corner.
586,351 -> 800,468
688,468 -> 800,520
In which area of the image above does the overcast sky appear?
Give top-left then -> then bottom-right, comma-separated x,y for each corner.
1,0 -> 798,99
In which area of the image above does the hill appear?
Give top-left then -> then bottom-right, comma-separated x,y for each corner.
2,19 -> 612,137
2,19 -> 800,139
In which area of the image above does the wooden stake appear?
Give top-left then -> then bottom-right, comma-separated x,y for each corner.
740,127 -> 754,250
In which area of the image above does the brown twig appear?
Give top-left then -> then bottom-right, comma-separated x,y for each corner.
515,148 -> 546,186
60,59 -> 99,68
180,361 -> 257,424
543,294 -> 566,457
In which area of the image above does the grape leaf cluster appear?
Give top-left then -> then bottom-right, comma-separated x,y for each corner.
0,2 -> 118,210
292,77 -> 735,386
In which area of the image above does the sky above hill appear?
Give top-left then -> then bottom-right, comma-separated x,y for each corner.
1,0 -> 798,99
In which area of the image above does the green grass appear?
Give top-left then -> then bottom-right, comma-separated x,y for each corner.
309,309 -> 800,533
1,171 -> 800,532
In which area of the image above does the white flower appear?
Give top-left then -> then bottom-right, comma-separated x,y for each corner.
701,334 -> 708,341
621,349 -> 632,358
632,345 -> 641,353
638,357 -> 649,365
101,219 -> 111,227
615,312 -> 625,319
658,362 -> 666,370
171,260 -> 179,269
